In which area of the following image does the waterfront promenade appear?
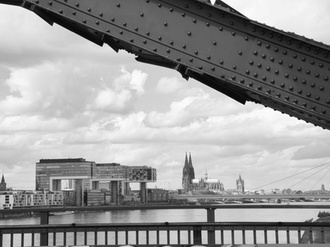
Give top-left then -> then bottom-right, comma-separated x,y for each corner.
1,203 -> 330,246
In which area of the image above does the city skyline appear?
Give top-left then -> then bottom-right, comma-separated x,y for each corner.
1,1 -> 330,191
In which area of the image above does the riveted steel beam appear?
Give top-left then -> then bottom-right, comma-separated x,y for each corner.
1,0 -> 330,129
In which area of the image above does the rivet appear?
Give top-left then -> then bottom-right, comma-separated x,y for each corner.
285,96 -> 290,100
302,80 -> 306,84
140,13 -> 144,17
143,40 -> 147,44
199,66 -> 203,70
211,67 -> 215,71
158,3 -> 161,7
270,79 -> 275,84
181,12 -> 185,17
274,47 -> 279,52
257,86 -> 262,90
146,32 -> 150,36
266,89 -> 271,94
176,58 -> 181,61
189,58 -> 193,62
293,99 -> 298,104
219,60 -> 224,65
319,63 -> 324,68
276,93 -> 281,98
257,41 -> 262,46
48,1 -> 52,5
275,70 -> 279,75
262,76 -> 267,81
244,36 -> 249,41
232,32 -> 236,36
285,73 -> 289,78
116,3 -> 120,7
270,57 -> 275,62
206,23 -> 210,27
213,41 -> 217,46
135,27 -> 139,31
123,22 -> 127,27
194,51 -> 198,55
164,22 -> 168,27
262,54 -> 266,59
153,48 -> 157,52
119,30 -> 123,34
249,60 -> 254,65
240,79 -> 245,84
232,75 -> 236,80
233,65 -> 236,70
280,83 -> 285,88
266,44 -> 270,49
288,64 -> 293,68
158,36 -> 162,40
297,67 -> 302,72
253,51 -> 258,56
302,57 -> 306,62
325,76 -> 329,81
245,70 -> 250,75
306,70 -> 311,75
219,27 -> 223,31
87,8 -> 91,12
72,11 -> 76,15
82,20 -> 86,23
322,110 -> 327,114
327,100 -> 330,105
320,86 -> 325,91
316,96 -> 320,101
166,49 -> 170,53
293,77 -> 298,81
170,41 -> 174,45
257,63 -> 262,68
111,17 -> 115,22
278,60 -> 283,65
130,39 -> 134,43
169,8 -> 173,12
193,19 -> 197,23
253,73 -> 258,78
96,21 -> 99,25
302,102 -> 307,107
249,82 -> 253,87
59,9 -> 63,14
182,44 -> 186,49
315,73 -> 320,78
311,106 -> 316,110
306,92 -> 311,97
283,50 -> 287,55
310,60 -> 315,65
207,55 -> 211,60
289,86 -> 294,91
310,83 -> 315,88
293,54 -> 297,58
266,67 -> 271,71
106,29 -> 110,33
187,32 -> 192,36
75,2 -> 79,7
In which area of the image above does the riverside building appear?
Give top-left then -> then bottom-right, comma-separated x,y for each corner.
36,158 -> 157,205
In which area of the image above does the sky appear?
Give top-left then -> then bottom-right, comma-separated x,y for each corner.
0,0 -> 330,192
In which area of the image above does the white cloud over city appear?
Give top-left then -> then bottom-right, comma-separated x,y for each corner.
0,1 -> 330,191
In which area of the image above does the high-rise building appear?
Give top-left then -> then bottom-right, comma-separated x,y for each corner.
236,174 -> 245,193
182,152 -> 195,193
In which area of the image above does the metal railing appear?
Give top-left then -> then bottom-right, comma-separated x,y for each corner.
1,204 -> 330,246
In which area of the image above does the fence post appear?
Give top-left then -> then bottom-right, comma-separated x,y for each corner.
207,208 -> 216,246
40,211 -> 49,246
193,226 -> 202,245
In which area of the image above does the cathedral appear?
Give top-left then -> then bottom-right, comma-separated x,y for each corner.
0,173 -> 6,191
182,152 -> 195,193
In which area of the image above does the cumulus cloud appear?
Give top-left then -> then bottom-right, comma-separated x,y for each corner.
156,77 -> 185,94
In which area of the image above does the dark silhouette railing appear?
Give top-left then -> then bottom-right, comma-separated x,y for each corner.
1,204 -> 330,246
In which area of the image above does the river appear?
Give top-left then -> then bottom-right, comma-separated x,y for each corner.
1,202 -> 329,245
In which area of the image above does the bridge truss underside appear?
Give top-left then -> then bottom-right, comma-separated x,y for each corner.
1,0 -> 330,129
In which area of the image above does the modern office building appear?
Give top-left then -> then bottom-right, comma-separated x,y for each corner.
36,158 -> 157,205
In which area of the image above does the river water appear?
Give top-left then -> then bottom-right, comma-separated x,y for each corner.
1,202 -> 329,245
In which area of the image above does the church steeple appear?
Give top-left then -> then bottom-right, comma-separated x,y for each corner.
182,152 -> 195,193
0,172 -> 7,191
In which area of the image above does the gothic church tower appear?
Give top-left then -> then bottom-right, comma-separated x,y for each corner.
182,152 -> 195,193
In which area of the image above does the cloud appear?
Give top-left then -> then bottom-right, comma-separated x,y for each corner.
156,77 -> 185,94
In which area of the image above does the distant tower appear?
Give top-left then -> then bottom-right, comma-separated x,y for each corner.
182,153 -> 195,193
0,173 -> 7,191
236,174 -> 244,193
321,184 -> 325,191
